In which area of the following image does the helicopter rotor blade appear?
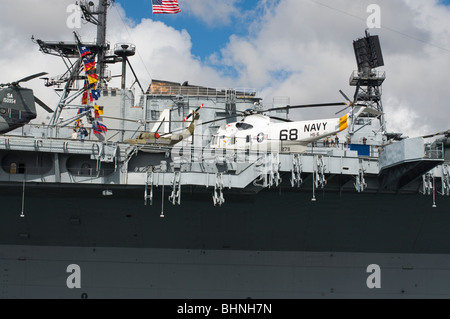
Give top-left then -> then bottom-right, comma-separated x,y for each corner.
268,116 -> 292,122
335,90 -> 356,115
336,90 -> 370,114
422,129 -> 450,139
335,105 -> 351,115
339,90 -> 352,103
263,102 -> 347,113
197,114 -> 241,127
101,115 -> 187,124
12,72 -> 48,86
422,133 -> 438,139
34,96 -> 54,113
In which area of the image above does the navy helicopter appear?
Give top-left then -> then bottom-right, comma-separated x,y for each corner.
0,72 -> 54,134
206,102 -> 382,154
123,104 -> 203,147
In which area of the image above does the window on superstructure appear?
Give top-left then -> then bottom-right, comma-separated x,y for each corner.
151,110 -> 160,121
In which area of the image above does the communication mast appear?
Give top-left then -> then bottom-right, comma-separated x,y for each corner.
349,30 -> 386,141
32,0 -> 142,133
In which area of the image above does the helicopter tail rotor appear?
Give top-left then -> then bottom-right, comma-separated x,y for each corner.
339,90 -> 353,104
336,90 -> 368,115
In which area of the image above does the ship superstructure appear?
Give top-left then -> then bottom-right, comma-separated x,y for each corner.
1,1 -> 450,299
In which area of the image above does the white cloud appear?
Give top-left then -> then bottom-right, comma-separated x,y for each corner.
0,0 -> 87,120
181,0 -> 243,27
106,7 -> 234,89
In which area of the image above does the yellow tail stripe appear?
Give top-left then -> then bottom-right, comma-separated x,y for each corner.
339,114 -> 348,131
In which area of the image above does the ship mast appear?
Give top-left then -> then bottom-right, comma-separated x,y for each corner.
348,30 -> 387,144
97,1 -> 108,88
34,0 -> 115,130
82,0 -> 112,88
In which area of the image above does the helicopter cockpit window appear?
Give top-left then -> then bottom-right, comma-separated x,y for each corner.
236,122 -> 253,130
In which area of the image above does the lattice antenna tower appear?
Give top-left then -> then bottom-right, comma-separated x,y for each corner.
349,30 -> 386,137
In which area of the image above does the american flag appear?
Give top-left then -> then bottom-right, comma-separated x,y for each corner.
152,0 -> 181,14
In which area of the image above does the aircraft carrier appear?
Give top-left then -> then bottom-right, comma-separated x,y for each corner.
1,1 -> 450,299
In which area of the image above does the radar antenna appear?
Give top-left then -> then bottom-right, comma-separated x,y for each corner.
349,30 -> 386,141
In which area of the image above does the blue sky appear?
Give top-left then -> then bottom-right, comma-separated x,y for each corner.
116,0 -> 266,60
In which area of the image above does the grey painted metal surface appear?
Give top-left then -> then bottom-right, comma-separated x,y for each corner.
2,245 -> 450,298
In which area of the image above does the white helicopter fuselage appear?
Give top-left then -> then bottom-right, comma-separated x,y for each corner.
210,113 -> 349,154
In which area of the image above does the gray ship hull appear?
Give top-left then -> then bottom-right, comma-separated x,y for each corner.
2,183 -> 449,253
2,183 -> 450,298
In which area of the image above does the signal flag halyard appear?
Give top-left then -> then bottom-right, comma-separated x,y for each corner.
91,89 -> 101,101
78,45 -> 91,57
82,92 -> 88,105
87,73 -> 99,85
94,105 -> 104,118
92,124 -> 101,135
152,0 -> 181,14
77,43 -> 104,122
97,122 -> 108,132
83,59 -> 96,72
93,121 -> 108,135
